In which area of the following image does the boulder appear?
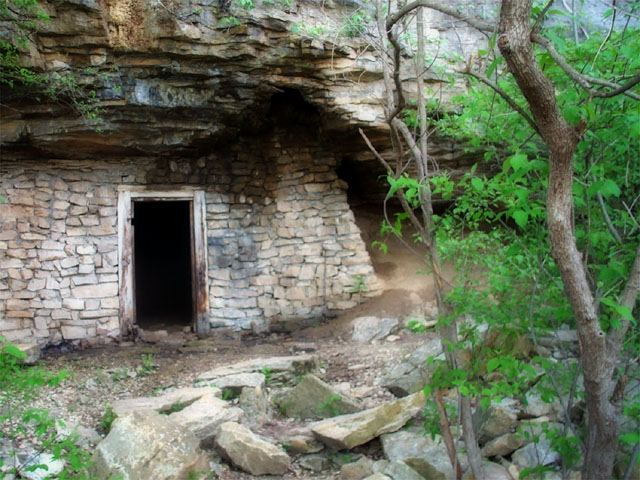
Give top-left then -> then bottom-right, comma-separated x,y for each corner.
383,461 -> 425,480
381,429 -> 455,480
352,316 -> 399,343
14,343 -> 40,365
363,475 -> 392,480
283,432 -> 325,455
214,422 -> 290,476
23,453 -> 65,480
379,339 -> 443,396
198,355 -> 317,382
92,410 -> 208,480
473,398 -> 520,444
239,386 -> 271,429
310,391 -> 426,450
169,393 -> 244,444
213,373 -> 266,393
299,454 -> 331,472
522,390 -> 563,419
276,374 -> 360,419
511,437 -> 560,469
481,432 -> 527,457
461,461 -> 512,480
110,387 -> 220,416
340,456 -> 375,480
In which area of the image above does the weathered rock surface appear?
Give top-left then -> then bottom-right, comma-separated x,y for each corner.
198,355 -> 317,381
239,386 -> 271,429
310,391 -> 426,450
299,454 -> 332,472
473,398 -> 520,444
92,410 -> 208,480
212,372 -> 266,392
379,339 -> 443,396
381,429 -> 455,480
214,421 -> 291,476
276,374 -> 360,419
14,343 -> 41,365
23,453 -> 65,480
351,316 -> 399,343
383,461 -> 425,480
168,393 -> 244,444
340,457 -> 375,480
512,437 -> 560,469
461,461 -> 512,480
110,386 -> 220,416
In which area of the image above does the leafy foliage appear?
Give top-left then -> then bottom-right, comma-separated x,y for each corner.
0,337 -> 97,479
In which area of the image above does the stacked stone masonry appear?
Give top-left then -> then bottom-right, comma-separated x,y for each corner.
0,129 -> 380,344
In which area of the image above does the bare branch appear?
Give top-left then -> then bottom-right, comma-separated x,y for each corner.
531,0 -> 555,34
386,1 -> 495,33
607,241 -> 640,351
591,0 -> 616,68
460,67 -> 540,134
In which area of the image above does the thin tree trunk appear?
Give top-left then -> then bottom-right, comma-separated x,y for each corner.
497,1 -> 632,477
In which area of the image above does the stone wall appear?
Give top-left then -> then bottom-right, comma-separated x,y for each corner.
0,129 -> 380,344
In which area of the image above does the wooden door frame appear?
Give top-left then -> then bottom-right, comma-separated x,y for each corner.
117,186 -> 209,334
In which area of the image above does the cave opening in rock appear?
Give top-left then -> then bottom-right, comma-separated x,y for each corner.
133,200 -> 193,330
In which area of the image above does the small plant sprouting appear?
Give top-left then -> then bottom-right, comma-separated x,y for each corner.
99,406 -> 117,434
318,394 -> 343,417
160,400 -> 186,415
137,353 -> 156,377
260,366 -> 274,385
348,274 -> 368,294
221,388 -> 238,401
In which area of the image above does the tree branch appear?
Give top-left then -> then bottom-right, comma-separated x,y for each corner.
386,1 -> 495,33
459,66 -> 540,135
531,33 -> 640,101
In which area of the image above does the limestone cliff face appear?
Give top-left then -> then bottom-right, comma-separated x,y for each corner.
1,0 -> 486,172
0,0 -> 490,343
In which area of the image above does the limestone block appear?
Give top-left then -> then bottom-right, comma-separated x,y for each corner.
169,394 -> 244,443
61,325 -> 87,339
214,422 -> 290,476
71,282 -> 118,298
309,392 -> 426,450
92,410 -> 208,480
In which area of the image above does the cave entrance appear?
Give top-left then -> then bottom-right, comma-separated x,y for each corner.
133,200 -> 193,330
117,188 -> 209,335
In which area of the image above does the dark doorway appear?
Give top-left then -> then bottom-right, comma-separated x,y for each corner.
133,200 -> 193,330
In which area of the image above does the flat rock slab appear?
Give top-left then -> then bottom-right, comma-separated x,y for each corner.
92,410 -> 208,480
215,421 -> 291,476
310,391 -> 426,450
213,372 -> 266,391
198,354 -> 317,381
169,393 -> 244,443
277,374 -> 360,419
111,387 -> 220,416
352,316 -> 399,343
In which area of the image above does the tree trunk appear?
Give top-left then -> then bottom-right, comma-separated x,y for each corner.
497,1 -> 620,477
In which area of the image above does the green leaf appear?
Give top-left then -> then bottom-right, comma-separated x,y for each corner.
600,179 -> 621,199
471,177 -> 484,191
509,153 -> 528,172
487,357 -> 500,373
2,344 -> 27,359
512,210 -> 529,228
620,431 -> 640,444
